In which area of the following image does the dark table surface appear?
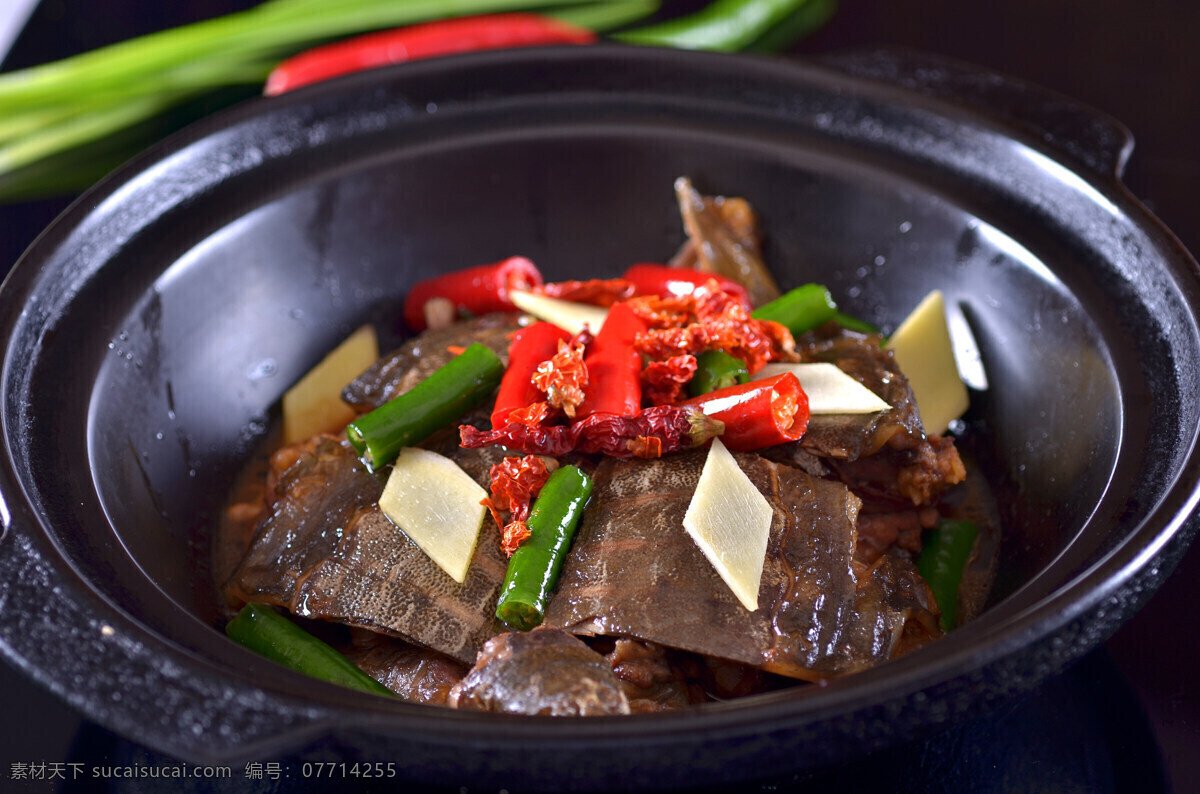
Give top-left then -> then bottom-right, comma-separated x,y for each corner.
1,1 -> 1197,791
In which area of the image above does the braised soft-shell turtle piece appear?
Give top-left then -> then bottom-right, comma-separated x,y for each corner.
673,176 -> 782,307
543,450 -> 939,680
341,630 -> 467,705
448,628 -> 631,716
342,312 -> 520,411
793,324 -> 927,460
226,438 -> 510,664
224,438 -> 386,607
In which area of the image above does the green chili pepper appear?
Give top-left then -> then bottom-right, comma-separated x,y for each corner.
916,519 -> 979,632
226,603 -> 393,696
751,283 -> 838,334
752,283 -> 876,336
496,465 -> 594,630
346,342 -> 503,470
615,0 -> 817,52
689,349 -> 750,397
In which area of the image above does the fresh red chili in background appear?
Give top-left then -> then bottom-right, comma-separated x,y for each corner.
623,263 -> 753,308
576,301 -> 647,418
490,321 -> 570,429
264,13 -> 598,96
403,256 -> 543,332
677,371 -> 809,451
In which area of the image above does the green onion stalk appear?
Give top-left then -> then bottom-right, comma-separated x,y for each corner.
0,0 -> 837,202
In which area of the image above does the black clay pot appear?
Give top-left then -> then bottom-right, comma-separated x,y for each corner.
1,46 -> 1197,791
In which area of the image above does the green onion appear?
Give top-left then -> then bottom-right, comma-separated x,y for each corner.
496,465 -> 593,630
916,518 -> 979,632
743,0 -> 838,54
0,0 -> 839,202
226,602 -> 394,696
549,0 -> 661,30
0,0 -> 659,201
346,342 -> 504,470
614,0 -> 817,52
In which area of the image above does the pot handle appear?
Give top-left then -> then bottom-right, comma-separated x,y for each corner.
815,47 -> 1134,181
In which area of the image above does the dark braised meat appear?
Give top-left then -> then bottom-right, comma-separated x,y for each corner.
672,177 -> 782,307
225,438 -> 511,664
851,551 -> 942,661
341,630 -> 467,705
224,438 -> 386,607
448,628 -> 631,716
603,638 -> 693,712
793,324 -> 926,460
763,324 -> 967,563
855,508 -> 938,564
826,435 -> 966,506
342,313 -> 520,411
543,450 -> 940,681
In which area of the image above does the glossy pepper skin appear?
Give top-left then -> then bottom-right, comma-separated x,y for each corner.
576,301 -> 648,418
491,321 -> 571,429
677,371 -> 809,451
265,14 -> 597,96
750,282 -> 837,335
347,342 -> 504,469
495,465 -> 594,630
226,604 -> 393,696
403,256 -> 543,332
917,519 -> 980,632
623,263 -> 753,308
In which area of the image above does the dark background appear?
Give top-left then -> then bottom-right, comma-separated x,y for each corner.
1,1 -> 1197,791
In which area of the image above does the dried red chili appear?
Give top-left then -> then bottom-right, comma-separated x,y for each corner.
629,279 -> 794,373
535,278 -> 636,307
641,354 -> 697,406
481,455 -> 555,557
531,336 -> 589,418
574,407 -> 722,457
507,401 -> 552,427
460,405 -> 724,458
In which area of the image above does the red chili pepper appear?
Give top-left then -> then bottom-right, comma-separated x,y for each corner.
403,256 -> 544,333
677,372 -> 809,451
642,354 -> 697,406
576,301 -> 647,418
265,14 -> 598,96
491,321 -> 570,429
460,405 -> 724,459
623,263 -> 753,308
